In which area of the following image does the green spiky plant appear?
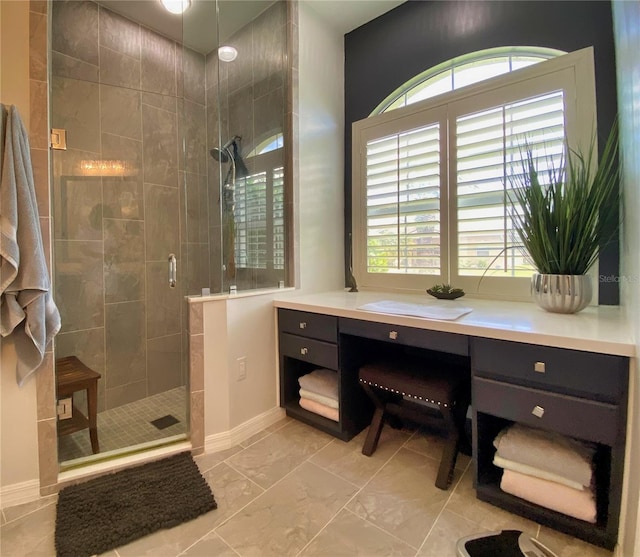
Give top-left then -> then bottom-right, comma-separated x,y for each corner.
509,120 -> 620,276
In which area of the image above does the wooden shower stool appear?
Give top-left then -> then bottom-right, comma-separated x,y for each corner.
55,356 -> 101,454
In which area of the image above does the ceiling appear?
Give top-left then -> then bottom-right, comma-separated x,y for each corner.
98,0 -> 405,54
98,0 -> 278,54
304,0 -> 405,35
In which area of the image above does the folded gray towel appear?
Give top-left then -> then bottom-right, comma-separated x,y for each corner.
493,423 -> 595,487
1,104 -> 60,386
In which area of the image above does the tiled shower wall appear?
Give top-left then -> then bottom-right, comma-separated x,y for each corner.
48,0 -> 288,412
205,1 -> 287,292
50,0 -> 208,411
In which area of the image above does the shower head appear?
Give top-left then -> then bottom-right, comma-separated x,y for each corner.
209,147 -> 229,163
210,136 -> 241,163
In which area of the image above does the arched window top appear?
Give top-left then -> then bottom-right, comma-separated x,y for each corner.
371,46 -> 567,116
248,133 -> 283,157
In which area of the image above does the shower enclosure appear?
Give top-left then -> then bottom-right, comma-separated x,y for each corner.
49,0 -> 289,466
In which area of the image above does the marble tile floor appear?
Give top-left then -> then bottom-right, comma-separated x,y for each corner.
58,387 -> 187,463
2,417 -> 612,557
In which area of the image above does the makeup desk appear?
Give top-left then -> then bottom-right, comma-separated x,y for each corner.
273,290 -> 634,549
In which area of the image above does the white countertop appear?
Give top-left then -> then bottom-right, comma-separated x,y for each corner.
274,290 -> 635,357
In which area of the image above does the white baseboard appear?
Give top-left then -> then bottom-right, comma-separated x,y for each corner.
205,407 -> 286,453
0,479 -> 41,509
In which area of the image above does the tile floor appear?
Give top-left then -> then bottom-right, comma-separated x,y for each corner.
58,387 -> 187,463
2,417 -> 613,557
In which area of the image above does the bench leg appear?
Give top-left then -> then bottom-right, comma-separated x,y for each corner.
436,432 -> 459,490
435,407 -> 459,490
362,406 -> 385,456
87,384 -> 100,454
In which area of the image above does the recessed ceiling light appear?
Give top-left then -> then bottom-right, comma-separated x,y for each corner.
218,45 -> 238,62
160,0 -> 191,15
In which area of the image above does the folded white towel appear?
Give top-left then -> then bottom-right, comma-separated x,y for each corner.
298,368 -> 338,400
493,454 -> 585,491
299,397 -> 339,422
299,388 -> 339,409
358,300 -> 472,321
501,469 -> 597,523
0,104 -> 61,386
493,424 -> 594,487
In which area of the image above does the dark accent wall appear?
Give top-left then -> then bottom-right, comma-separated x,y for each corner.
345,0 -> 619,304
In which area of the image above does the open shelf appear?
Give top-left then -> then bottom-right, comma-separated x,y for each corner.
474,411 -> 617,550
283,400 -> 352,441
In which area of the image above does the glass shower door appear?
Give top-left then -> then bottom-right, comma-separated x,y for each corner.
50,0 -> 191,465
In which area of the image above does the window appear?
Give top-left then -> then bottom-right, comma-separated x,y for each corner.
250,133 -> 284,155
234,146 -> 285,271
373,47 -> 566,115
352,48 -> 597,299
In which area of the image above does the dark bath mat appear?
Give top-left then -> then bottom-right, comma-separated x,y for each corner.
55,452 -> 216,557
151,414 -> 180,430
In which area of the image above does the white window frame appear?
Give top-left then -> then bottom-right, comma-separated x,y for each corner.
352,47 -> 597,300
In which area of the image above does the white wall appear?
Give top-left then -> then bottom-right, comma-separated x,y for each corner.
297,1 -> 345,294
201,294 -> 279,438
0,0 -> 41,492
226,295 -> 279,426
613,2 -> 640,555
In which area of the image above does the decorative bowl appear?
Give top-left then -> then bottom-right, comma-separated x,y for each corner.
426,289 -> 465,300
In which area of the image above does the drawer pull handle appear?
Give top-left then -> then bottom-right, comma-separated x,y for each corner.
299,322 -> 307,329
300,347 -> 308,355
531,405 -> 545,418
534,361 -> 546,373
389,331 -> 398,340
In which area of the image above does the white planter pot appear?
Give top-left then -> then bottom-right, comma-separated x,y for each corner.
531,273 -> 592,314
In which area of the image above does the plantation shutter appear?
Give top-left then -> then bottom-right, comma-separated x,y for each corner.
235,171 -> 268,269
235,163 -> 284,271
454,91 -> 565,277
273,167 -> 285,270
365,123 -> 441,275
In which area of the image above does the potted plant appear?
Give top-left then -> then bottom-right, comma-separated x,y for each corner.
509,120 -> 620,313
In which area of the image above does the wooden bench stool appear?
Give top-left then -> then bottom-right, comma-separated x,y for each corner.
359,358 -> 469,490
56,356 -> 101,454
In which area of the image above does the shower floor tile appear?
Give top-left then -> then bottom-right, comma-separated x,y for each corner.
57,386 -> 187,463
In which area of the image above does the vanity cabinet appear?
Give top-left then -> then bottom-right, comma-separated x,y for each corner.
472,337 -> 628,549
278,309 -> 369,440
275,295 -> 631,551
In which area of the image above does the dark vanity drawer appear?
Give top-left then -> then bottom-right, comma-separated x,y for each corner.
473,338 -> 626,403
279,332 -> 338,369
474,377 -> 620,445
279,309 -> 338,343
339,318 -> 468,356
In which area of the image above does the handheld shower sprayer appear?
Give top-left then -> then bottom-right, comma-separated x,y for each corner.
209,135 -> 247,282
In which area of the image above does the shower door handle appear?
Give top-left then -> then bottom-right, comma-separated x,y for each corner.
168,254 -> 177,288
